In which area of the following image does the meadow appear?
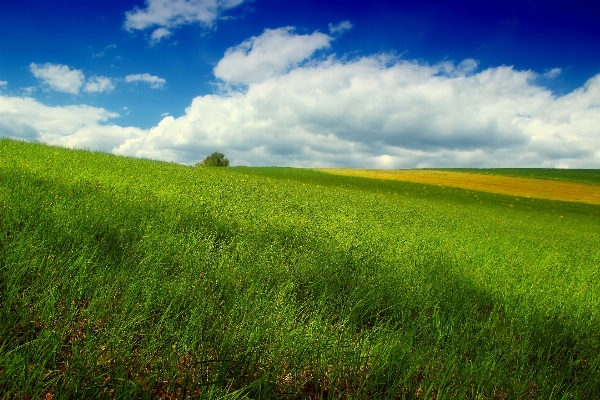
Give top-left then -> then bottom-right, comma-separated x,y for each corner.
1,138 -> 599,399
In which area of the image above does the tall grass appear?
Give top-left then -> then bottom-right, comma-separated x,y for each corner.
1,139 -> 599,398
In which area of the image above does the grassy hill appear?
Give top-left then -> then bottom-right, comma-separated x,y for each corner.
1,139 -> 599,398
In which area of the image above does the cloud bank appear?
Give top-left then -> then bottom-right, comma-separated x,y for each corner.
112,28 -> 600,168
4,27 -> 600,168
124,0 -> 248,43
0,96 -> 144,151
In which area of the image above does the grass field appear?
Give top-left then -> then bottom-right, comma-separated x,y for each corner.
1,138 -> 600,399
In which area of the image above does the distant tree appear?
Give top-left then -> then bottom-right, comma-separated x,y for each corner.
196,152 -> 229,167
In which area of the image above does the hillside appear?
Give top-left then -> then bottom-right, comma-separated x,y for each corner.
1,139 -> 599,398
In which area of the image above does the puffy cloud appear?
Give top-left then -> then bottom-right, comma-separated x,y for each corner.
29,64 -> 118,94
213,27 -> 333,85
125,73 -> 166,89
84,76 -> 116,93
516,73 -> 600,163
9,28 -> 600,168
124,0 -> 247,43
115,47 -> 600,168
0,81 -> 7,88
0,95 -> 144,152
29,63 -> 85,94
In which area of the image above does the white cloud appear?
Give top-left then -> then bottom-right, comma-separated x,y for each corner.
0,81 -> 7,88
125,73 -> 166,89
30,63 -> 85,94
150,27 -> 173,44
543,68 -> 562,79
328,21 -> 353,36
124,0 -> 247,42
29,63 -> 118,94
213,27 -> 333,85
84,76 -> 116,93
0,95 -> 144,152
115,43 -> 600,168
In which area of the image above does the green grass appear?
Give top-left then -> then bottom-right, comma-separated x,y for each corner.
438,168 -> 600,185
1,138 -> 600,399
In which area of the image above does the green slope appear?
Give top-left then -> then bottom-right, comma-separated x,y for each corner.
1,139 -> 600,398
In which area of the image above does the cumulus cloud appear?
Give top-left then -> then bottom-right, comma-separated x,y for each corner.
115,31 -> 600,168
8,27 -> 600,168
213,27 -> 333,85
30,63 -> 85,94
84,76 -> 116,93
124,0 -> 247,43
0,81 -> 7,88
125,73 -> 166,89
0,95 -> 144,152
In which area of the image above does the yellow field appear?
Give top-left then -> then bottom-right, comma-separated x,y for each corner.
317,169 -> 600,205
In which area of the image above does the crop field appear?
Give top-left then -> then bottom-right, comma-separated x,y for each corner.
318,169 -> 600,205
441,168 -> 600,186
1,138 -> 600,398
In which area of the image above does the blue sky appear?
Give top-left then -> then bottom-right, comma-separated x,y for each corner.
1,0 -> 599,167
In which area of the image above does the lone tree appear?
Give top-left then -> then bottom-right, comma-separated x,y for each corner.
197,152 -> 229,167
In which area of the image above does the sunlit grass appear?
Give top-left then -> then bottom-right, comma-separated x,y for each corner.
1,139 -> 599,398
